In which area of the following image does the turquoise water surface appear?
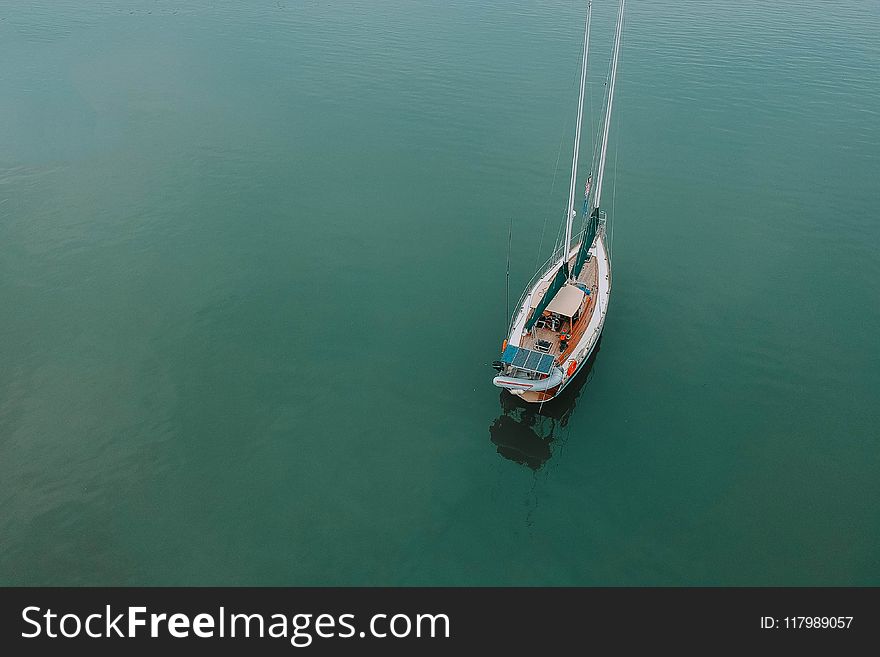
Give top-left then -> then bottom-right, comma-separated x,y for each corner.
1,0 -> 878,585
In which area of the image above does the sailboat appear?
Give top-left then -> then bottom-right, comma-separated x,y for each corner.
492,0 -> 624,404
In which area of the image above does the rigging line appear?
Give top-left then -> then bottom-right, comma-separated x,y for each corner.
552,205 -> 566,253
610,117 -> 618,259
534,64 -> 581,275
589,47 -> 610,194
589,47 -> 611,205
579,7 -> 599,241
593,0 -> 624,212
580,85 -> 606,245
506,217 -> 512,329
577,65 -> 607,242
562,0 -> 592,269
610,10 -> 625,260
585,7 -> 618,220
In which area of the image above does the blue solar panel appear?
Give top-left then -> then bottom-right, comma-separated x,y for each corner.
500,344 -> 519,364
498,346 -> 555,375
525,350 -> 543,371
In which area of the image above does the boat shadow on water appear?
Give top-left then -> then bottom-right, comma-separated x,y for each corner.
488,337 -> 602,470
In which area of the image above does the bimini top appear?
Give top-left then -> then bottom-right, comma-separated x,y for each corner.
500,344 -> 556,375
545,284 -> 585,318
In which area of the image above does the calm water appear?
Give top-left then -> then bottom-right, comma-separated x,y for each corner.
1,0 -> 878,585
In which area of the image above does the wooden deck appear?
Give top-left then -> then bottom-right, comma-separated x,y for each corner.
523,254 -> 599,363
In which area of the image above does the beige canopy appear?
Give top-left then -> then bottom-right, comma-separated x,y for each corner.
545,284 -> 585,318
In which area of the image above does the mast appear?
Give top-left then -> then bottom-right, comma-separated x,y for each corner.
592,0 -> 624,213
562,1 -> 592,270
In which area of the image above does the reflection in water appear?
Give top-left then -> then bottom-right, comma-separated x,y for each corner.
489,338 -> 602,470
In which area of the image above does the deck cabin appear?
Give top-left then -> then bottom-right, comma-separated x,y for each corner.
523,252 -> 599,363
